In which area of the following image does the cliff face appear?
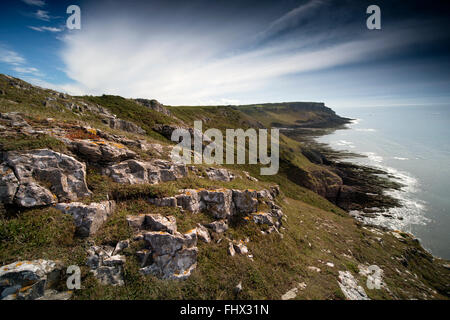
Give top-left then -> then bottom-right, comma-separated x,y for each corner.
0,74 -> 449,300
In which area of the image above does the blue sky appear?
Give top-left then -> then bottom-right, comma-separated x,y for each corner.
1,0 -> 450,108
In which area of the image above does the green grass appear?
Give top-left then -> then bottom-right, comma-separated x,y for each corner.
0,134 -> 67,153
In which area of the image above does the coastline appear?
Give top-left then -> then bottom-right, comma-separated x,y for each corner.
279,120 -> 421,233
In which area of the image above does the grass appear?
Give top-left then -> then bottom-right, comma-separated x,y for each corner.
0,207 -> 85,266
1,74 -> 449,300
0,134 -> 67,153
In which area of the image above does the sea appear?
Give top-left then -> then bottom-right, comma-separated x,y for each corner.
316,105 -> 450,259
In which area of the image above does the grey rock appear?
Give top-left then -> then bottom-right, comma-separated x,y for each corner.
0,259 -> 64,300
195,224 -> 211,243
232,189 -> 258,214
69,139 -> 136,163
206,220 -> 229,233
102,116 -> 146,135
337,271 -> 370,300
141,230 -> 198,279
5,149 -> 91,206
205,167 -> 235,182
54,201 -> 115,237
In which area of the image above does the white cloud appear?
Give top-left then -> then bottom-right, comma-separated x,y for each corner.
35,10 -> 50,21
258,0 -> 326,39
29,26 -> 63,32
22,0 -> 46,7
0,47 -> 26,66
12,66 -> 44,76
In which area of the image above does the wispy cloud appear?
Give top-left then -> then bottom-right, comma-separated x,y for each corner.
259,0 -> 327,40
0,47 -> 26,66
0,45 -> 44,78
35,10 -> 50,21
22,0 -> 46,7
29,26 -> 63,32
12,66 -> 44,76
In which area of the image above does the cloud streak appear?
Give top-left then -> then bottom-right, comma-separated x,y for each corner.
22,0 -> 46,7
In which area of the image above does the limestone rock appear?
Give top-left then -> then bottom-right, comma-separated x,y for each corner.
337,271 -> 370,300
5,149 -> 91,207
141,230 -> 198,279
144,214 -> 177,234
0,163 -> 19,204
135,99 -> 172,116
205,220 -> 229,233
69,139 -> 136,163
195,224 -> 211,243
199,189 -> 234,219
175,189 -> 203,213
54,201 -> 115,237
102,159 -> 187,185
205,167 -> 235,182
251,212 -> 274,226
0,259 -> 64,300
86,244 -> 125,286
102,116 -> 146,135
232,189 -> 258,214
227,242 -> 236,257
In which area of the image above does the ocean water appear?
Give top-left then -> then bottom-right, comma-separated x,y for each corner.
316,105 -> 450,259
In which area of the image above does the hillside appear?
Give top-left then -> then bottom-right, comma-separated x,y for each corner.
0,74 -> 449,300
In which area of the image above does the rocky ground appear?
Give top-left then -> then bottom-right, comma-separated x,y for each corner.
0,74 -> 449,300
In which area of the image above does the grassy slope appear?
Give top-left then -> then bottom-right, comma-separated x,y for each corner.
0,74 -> 448,299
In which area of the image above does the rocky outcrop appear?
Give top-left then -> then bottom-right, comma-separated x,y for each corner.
126,214 -> 177,234
337,271 -> 370,300
205,167 -> 235,182
141,230 -> 198,280
232,189 -> 258,214
126,214 -> 198,280
102,116 -> 146,135
151,187 -> 283,231
86,245 -> 125,286
54,201 -> 115,237
135,99 -> 172,116
2,149 -> 91,207
0,259 -> 69,300
102,159 -> 187,184
68,139 -> 136,163
199,189 -> 234,219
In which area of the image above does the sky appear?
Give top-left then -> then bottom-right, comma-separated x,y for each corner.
1,0 -> 450,108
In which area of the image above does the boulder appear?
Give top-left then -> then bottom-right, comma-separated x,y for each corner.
5,149 -> 91,206
232,189 -> 258,214
69,139 -> 136,163
144,214 -> 177,234
141,230 -> 198,280
233,241 -> 249,255
0,260 -> 65,300
205,220 -> 229,233
195,224 -> 211,243
337,271 -> 370,300
205,167 -> 235,182
251,212 -> 274,226
175,189 -> 203,213
54,201 -> 115,237
86,244 -> 125,286
199,189 -> 234,219
14,182 -> 56,207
